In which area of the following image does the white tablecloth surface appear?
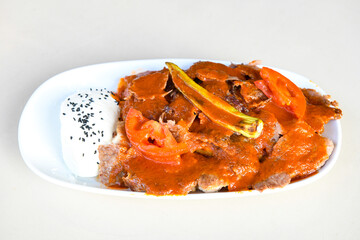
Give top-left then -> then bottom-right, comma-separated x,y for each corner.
1,0 -> 359,239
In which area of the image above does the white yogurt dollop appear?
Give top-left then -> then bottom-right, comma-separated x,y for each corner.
60,88 -> 120,177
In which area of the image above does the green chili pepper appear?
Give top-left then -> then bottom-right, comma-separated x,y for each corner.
166,62 -> 263,138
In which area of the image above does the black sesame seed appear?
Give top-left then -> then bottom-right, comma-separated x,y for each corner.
70,136 -> 73,140
62,113 -> 66,115
94,150 -> 97,154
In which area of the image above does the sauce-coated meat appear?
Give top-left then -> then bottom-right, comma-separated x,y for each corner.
99,61 -> 342,195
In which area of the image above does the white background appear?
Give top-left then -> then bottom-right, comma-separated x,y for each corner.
1,0 -> 360,239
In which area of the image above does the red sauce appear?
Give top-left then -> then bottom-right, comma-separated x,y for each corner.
99,61 -> 342,195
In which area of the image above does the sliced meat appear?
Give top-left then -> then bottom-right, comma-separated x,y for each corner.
200,80 -> 230,100
118,69 -> 169,100
302,88 -> 339,107
255,97 -> 340,134
253,110 -> 283,156
253,173 -> 291,191
301,88 -> 342,133
188,113 -> 234,150
230,64 -> 261,80
253,121 -> 335,191
187,61 -> 261,82
98,144 -> 127,187
117,71 -> 152,100
122,95 -> 168,121
255,99 -> 295,125
304,104 -> 342,133
198,174 -> 227,193
119,69 -> 170,121
161,93 -> 198,129
98,120 -> 131,187
129,68 -> 169,99
225,80 -> 267,112
236,81 -> 267,105
187,61 -> 242,81
99,143 -> 199,195
122,173 -> 147,192
162,119 -> 213,154
195,140 -> 259,192
224,94 -> 248,113
211,139 -> 260,191
120,150 -> 200,195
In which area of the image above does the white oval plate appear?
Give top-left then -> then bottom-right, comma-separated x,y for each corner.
18,59 -> 342,199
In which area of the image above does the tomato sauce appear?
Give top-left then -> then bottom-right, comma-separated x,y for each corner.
99,61 -> 342,195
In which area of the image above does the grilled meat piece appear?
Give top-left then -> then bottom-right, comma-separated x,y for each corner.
253,122 -> 334,191
98,144 -> 127,187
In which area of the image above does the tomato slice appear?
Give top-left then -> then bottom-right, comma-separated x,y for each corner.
255,67 -> 306,118
125,108 -> 189,164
